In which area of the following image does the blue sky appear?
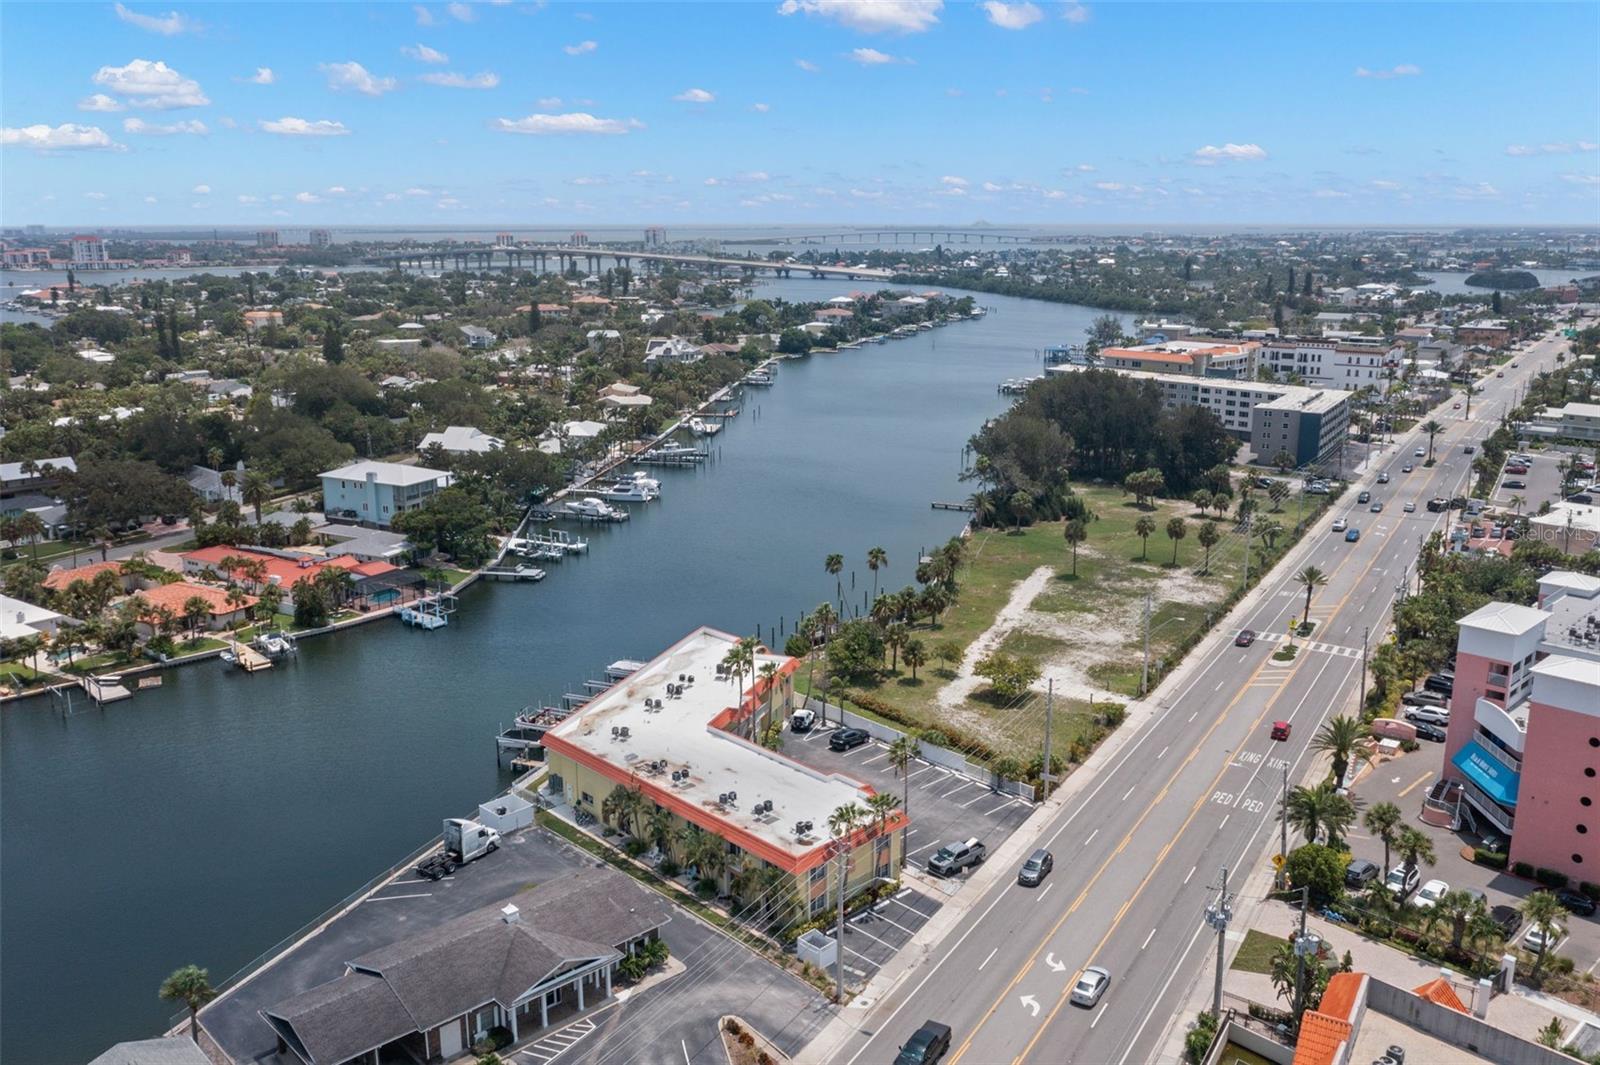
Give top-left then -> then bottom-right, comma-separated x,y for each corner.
2,0 -> 1598,226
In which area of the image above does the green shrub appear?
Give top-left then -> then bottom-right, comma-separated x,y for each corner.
1535,867 -> 1569,889
1474,848 -> 1508,870
1514,861 -> 1534,878
1581,882 -> 1600,902
622,837 -> 649,858
1184,1011 -> 1219,1065
659,857 -> 680,877
1399,738 -> 1420,753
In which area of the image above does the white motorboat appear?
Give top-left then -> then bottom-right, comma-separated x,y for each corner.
596,479 -> 658,502
742,370 -> 774,386
688,416 -> 722,436
253,631 -> 295,658
564,496 -> 629,521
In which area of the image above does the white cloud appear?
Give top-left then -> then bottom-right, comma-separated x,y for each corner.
1506,142 -> 1599,156
1354,64 -> 1421,79
1313,188 -> 1351,199
740,170 -> 771,181
981,1 -> 1042,30
85,191 -> 109,200
941,175 -> 969,186
123,117 -> 207,135
536,96 -> 564,108
322,61 -> 398,96
492,112 -> 642,135
569,176 -> 608,186
192,183 -> 211,194
403,44 -> 449,63
981,181 -> 1003,192
421,71 -> 501,89
113,2 -> 193,35
78,94 -> 126,112
447,1 -> 474,20
704,177 -> 721,186
0,123 -> 120,151
795,59 -> 819,72
237,194 -> 260,204
564,40 -> 598,55
1369,179 -> 1403,190
92,59 -> 209,109
145,195 -> 158,203
295,191 -> 322,203
248,67 -> 275,84
1094,181 -> 1123,191
1192,142 -> 1267,164
673,87 -> 715,103
1073,163 -> 1095,171
326,185 -> 348,194
849,47 -> 902,65
260,116 -> 351,136
751,102 -> 771,112
777,0 -> 941,34
1062,2 -> 1090,23
1450,182 -> 1500,200
218,116 -> 237,128
405,187 -> 431,196
1561,173 -> 1600,186
414,4 -> 436,25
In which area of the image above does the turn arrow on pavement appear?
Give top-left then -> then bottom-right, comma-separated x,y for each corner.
1045,954 -> 1066,972
1019,995 -> 1040,1017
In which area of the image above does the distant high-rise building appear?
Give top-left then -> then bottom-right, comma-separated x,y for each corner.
308,229 -> 332,248
24,224 -> 45,237
256,230 -> 280,249
70,234 -> 108,265
569,231 -> 590,247
644,226 -> 666,246
495,232 -> 515,248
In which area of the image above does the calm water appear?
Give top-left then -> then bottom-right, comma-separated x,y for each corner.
1415,267 -> 1589,295
0,280 -> 1124,1062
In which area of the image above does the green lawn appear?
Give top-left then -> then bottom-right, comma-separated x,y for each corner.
1230,929 -> 1288,974
0,661 -> 46,688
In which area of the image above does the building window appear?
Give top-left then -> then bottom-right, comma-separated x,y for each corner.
581,791 -> 594,806
810,893 -> 829,917
809,865 -> 826,885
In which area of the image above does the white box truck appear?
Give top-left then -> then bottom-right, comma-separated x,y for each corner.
444,818 -> 500,864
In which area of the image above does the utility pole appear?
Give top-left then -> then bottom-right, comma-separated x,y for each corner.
1293,885 -> 1313,1023
1204,867 -> 1233,1018
834,837 -> 850,1004
1241,513 -> 1253,592
1041,678 -> 1054,802
1140,592 -> 1152,696
1359,625 -> 1370,713
1277,764 -> 1289,890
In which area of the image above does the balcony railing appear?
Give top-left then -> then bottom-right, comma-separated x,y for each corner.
1472,731 -> 1523,773
1460,779 -> 1516,834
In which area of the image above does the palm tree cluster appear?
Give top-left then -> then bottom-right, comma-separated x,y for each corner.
802,538 -> 966,680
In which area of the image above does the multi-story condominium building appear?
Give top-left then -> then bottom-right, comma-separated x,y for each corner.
70,234 -> 107,266
255,229 -> 280,249
543,627 -> 907,920
1439,571 -> 1600,883
308,228 -> 331,248
1095,340 -> 1258,379
320,460 -> 452,527
1456,319 -> 1512,348
1529,401 -> 1600,443
1256,335 -> 1402,390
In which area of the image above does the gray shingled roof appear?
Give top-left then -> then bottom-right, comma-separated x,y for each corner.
262,866 -> 671,1064
86,1037 -> 212,1065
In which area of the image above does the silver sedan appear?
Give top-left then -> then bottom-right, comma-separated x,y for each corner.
1070,966 -> 1111,1007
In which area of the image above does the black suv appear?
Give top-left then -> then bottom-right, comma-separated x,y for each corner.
895,1021 -> 952,1065
1491,904 -> 1523,937
1557,889 -> 1598,918
1345,858 -> 1380,889
829,727 -> 870,751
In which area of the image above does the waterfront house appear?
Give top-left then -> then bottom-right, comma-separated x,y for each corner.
320,461 -> 451,528
418,425 -> 504,456
0,594 -> 74,642
259,866 -> 671,1065
182,545 -> 364,593
87,1036 -> 211,1065
543,626 -> 906,922
0,456 -> 76,501
42,560 -> 130,595
134,581 -> 257,634
642,336 -> 703,366
536,420 -> 606,455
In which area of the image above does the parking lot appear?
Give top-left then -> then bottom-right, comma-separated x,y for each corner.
785,722 -> 1038,880
1491,444 -> 1598,511
1350,750 -> 1600,976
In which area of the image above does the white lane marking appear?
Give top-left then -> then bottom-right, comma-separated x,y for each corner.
1122,785 -> 1136,801
1091,1008 -> 1105,1029
1188,711 -> 1198,722
979,946 -> 999,971
1157,746 -> 1169,760
1184,865 -> 1196,885
1142,928 -> 1156,951
961,790 -> 993,809
1219,814 -> 1230,830
1215,680 -> 1224,691
846,922 -> 898,949
894,887 -> 913,899
1085,829 -> 1099,846
364,892 -> 432,902
1038,883 -> 1055,903
682,1040 -> 691,1065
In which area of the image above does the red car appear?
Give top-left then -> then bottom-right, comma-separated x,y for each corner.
1271,721 -> 1291,741
1235,629 -> 1257,647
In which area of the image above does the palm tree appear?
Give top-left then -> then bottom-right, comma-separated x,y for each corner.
1311,715 -> 1371,786
865,791 -> 900,843
828,801 -> 866,849
824,553 -> 844,608
691,831 -> 729,893
1435,889 -> 1490,953
1394,825 -> 1436,880
1363,802 -> 1402,875
159,965 -> 217,1044
1063,519 -> 1088,577
1521,891 -> 1567,978
1421,420 -> 1443,462
1295,566 -> 1328,627
1165,517 -> 1187,565
1134,515 -> 1156,560
1257,519 -> 1285,550
242,470 -> 273,523
903,638 -> 926,679
883,621 -> 908,671
866,546 -> 887,603
645,807 -> 674,857
1283,782 -> 1359,848
1196,521 -> 1219,575
1508,494 -> 1526,516
1009,490 -> 1033,532
10,512 -> 46,561
887,735 -> 919,864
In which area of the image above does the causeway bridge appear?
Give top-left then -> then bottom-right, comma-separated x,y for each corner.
717,228 -> 1048,246
366,244 -> 896,280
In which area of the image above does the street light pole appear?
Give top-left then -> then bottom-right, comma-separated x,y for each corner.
1205,867 -> 1233,1019
1359,625 -> 1370,713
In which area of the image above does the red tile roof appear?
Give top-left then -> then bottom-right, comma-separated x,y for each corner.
183,546 -> 360,590
1290,972 -> 1366,1065
136,581 -> 257,618
42,561 -> 123,591
1412,977 -> 1469,1013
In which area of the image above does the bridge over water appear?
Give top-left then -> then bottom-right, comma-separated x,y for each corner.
367,244 -> 896,280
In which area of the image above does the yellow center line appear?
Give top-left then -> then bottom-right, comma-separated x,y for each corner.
1000,526 -> 1402,1065
1398,770 -> 1435,799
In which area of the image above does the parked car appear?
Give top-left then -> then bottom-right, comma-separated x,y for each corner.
1235,629 -> 1258,647
1271,720 -> 1291,741
1070,966 -> 1111,1007
1401,690 -> 1448,708
1410,879 -> 1450,910
1503,479 -> 1526,489
1017,848 -> 1054,887
1345,858 -> 1380,888
1556,889 -> 1598,918
829,727 -> 870,751
1506,464 -> 1530,475
1405,706 -> 1450,727
1345,528 -> 1361,542
895,1021 -> 952,1065
1569,493 -> 1595,505
1491,905 -> 1523,937
927,838 -> 986,877
1385,864 -> 1421,897
1424,672 -> 1455,695
1525,924 -> 1564,952
790,708 -> 817,732
1413,722 -> 1447,743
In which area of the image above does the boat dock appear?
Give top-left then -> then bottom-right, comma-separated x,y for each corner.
480,565 -> 546,582
229,642 -> 274,672
931,500 -> 976,512
81,674 -> 134,703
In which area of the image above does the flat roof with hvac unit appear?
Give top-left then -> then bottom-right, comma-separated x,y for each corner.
541,626 -> 902,873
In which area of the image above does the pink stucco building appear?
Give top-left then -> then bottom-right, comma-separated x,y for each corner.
1440,571 -> 1600,884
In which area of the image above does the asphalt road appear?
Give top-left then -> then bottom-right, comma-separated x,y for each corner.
831,333 -> 1568,1065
